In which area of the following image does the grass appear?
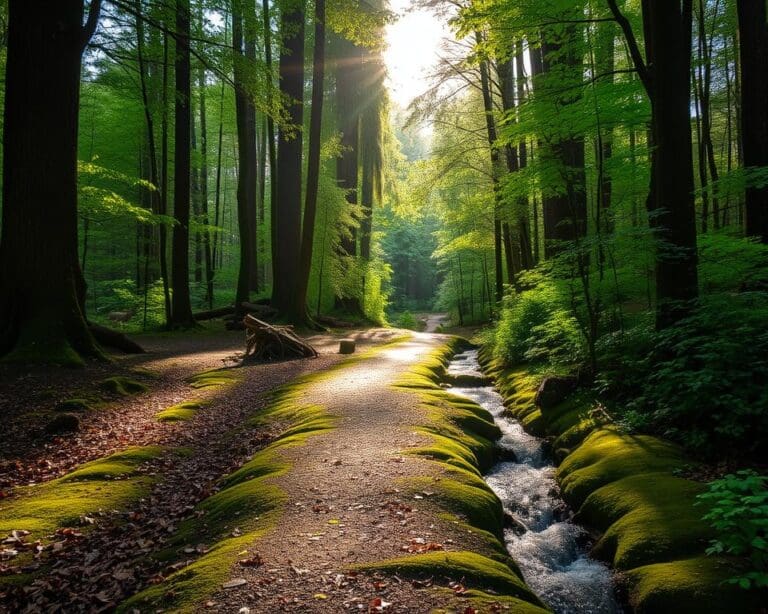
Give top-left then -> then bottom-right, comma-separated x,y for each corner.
99,376 -> 149,396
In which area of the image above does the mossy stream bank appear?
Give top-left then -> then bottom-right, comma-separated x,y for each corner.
477,347 -> 767,613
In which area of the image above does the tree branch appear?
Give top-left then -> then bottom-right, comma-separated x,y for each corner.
82,0 -> 103,50
606,0 -> 652,95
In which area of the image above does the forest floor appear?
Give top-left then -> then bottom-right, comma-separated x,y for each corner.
0,323 -> 518,612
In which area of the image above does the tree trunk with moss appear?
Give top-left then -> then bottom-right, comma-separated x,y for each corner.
0,0 -> 103,365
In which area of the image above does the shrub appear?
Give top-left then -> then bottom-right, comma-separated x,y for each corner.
697,470 -> 768,590
494,276 -> 584,367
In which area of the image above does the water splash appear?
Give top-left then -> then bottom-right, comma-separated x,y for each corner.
447,350 -> 621,614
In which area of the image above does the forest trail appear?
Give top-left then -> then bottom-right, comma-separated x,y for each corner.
211,332 -> 475,612
2,331 -> 536,613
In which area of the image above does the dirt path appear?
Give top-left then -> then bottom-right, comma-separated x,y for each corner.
0,328 -> 398,488
204,333 -> 530,613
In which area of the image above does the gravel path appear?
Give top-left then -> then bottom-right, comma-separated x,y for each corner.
210,333 -> 499,613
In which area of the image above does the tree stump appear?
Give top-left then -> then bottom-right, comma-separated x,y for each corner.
339,339 -> 356,354
242,315 -> 318,362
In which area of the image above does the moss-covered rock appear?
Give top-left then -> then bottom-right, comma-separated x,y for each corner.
99,376 -> 148,396
577,474 -> 712,570
155,401 -> 204,422
54,398 -> 94,412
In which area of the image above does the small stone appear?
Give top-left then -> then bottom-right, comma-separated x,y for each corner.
339,339 -> 356,354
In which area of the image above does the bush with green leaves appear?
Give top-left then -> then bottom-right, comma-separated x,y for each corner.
697,470 -> 768,590
393,311 -> 421,331
493,272 -> 585,367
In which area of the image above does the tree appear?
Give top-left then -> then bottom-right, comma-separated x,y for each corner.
0,0 -> 103,364
609,0 -> 699,328
232,0 -> 258,311
170,0 -> 196,327
296,0 -> 326,322
271,0 -> 305,319
736,0 -> 768,243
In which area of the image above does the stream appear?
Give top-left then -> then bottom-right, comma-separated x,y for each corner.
446,349 -> 621,614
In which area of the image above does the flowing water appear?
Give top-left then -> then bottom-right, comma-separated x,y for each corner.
446,350 -> 621,614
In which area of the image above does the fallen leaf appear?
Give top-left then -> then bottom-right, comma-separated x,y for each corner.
314,593 -> 328,599
222,578 -> 247,589
238,555 -> 264,568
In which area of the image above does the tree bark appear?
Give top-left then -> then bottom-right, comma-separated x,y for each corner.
296,0 -> 326,322
736,0 -> 768,242
232,0 -> 257,310
170,0 -> 196,328
609,0 -> 699,327
271,0 -> 305,318
0,0 -> 103,364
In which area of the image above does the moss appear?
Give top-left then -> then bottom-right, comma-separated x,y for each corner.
557,427 -> 686,508
187,368 -> 241,389
431,587 -> 550,614
552,416 -> 603,452
576,474 -> 713,570
0,446 -> 162,539
354,551 -> 543,607
520,408 -> 546,436
55,398 -> 94,412
405,473 -> 504,541
156,401 -> 204,422
624,556 -> 767,613
99,376 -> 148,396
63,446 -> 163,481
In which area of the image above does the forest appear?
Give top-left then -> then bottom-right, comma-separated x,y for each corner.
0,0 -> 767,612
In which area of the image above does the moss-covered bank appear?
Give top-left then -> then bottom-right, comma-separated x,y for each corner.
478,347 -> 766,613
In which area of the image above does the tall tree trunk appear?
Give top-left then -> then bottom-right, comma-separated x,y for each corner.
538,24 -> 587,258
170,0 -> 196,327
0,0 -> 103,364
334,36 -> 363,314
232,0 -> 257,309
263,0 -> 278,298
515,40 -> 534,270
608,0 -> 699,328
476,33 -> 506,304
296,0 -> 326,322
736,0 -> 768,242
198,44 -> 214,309
159,28 -> 172,324
271,0 -> 305,317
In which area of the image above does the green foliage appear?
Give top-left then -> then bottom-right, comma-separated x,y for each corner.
493,271 -> 584,366
393,310 -> 420,330
697,470 -> 768,590
597,292 -> 768,455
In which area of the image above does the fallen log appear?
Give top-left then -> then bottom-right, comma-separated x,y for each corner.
89,324 -> 145,354
193,305 -> 235,321
315,315 -> 356,329
243,314 -> 318,362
